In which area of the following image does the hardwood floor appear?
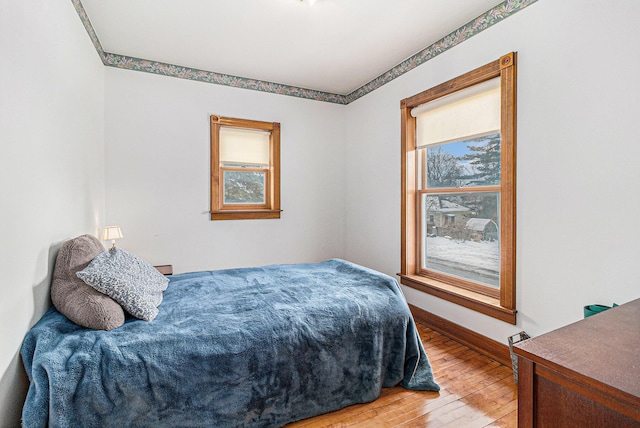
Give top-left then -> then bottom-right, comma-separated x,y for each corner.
287,323 -> 517,427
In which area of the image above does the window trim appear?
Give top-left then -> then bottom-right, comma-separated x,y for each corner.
400,53 -> 517,324
210,115 -> 281,220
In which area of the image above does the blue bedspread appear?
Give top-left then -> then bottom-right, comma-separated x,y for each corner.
22,259 -> 439,427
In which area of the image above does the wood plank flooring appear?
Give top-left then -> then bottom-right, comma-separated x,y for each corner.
287,323 -> 517,427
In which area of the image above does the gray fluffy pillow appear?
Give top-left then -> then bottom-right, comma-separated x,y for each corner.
51,234 -> 125,330
77,248 -> 169,321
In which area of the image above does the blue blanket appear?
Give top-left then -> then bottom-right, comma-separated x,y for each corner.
22,259 -> 439,427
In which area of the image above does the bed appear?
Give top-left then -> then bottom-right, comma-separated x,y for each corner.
22,248 -> 439,427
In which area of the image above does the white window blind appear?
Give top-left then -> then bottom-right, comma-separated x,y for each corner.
411,77 -> 500,148
220,127 -> 270,166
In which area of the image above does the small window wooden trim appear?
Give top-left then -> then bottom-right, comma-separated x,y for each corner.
400,53 -> 517,324
210,115 -> 281,220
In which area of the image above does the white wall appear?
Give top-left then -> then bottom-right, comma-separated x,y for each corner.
104,68 -> 346,273
345,0 -> 640,343
5,0 -> 640,424
0,2 -> 105,425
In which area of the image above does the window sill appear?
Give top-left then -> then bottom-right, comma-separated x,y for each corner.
399,273 -> 516,324
210,210 -> 281,221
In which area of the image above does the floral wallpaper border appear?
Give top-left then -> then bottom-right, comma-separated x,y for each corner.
72,0 -> 537,105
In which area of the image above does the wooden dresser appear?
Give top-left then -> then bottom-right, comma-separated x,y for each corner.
514,298 -> 640,427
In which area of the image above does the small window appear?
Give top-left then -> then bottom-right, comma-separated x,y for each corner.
400,53 -> 517,324
210,116 -> 281,220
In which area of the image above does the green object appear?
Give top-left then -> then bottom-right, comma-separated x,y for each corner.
584,303 -> 618,318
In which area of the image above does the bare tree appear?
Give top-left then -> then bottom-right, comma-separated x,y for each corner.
427,146 -> 463,187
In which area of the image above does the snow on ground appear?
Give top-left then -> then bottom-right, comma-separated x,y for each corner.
425,236 -> 499,273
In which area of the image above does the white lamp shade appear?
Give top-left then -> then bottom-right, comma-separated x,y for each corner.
102,226 -> 123,241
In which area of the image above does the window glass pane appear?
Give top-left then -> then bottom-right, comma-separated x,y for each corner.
223,170 -> 265,204
419,133 -> 501,189
421,192 -> 500,287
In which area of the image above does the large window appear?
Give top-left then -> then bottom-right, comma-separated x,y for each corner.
210,115 -> 281,220
400,53 -> 517,324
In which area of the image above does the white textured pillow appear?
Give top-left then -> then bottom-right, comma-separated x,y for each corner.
77,248 -> 169,321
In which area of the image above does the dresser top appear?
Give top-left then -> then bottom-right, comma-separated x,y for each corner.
514,298 -> 640,401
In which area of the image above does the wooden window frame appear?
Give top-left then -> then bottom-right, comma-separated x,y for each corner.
400,53 -> 517,324
210,115 -> 281,220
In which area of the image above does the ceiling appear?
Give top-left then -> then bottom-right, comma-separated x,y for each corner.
77,0 -> 537,104
80,0 -> 508,98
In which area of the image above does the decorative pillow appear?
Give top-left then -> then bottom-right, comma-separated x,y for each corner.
51,234 -> 125,330
77,248 -> 169,321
